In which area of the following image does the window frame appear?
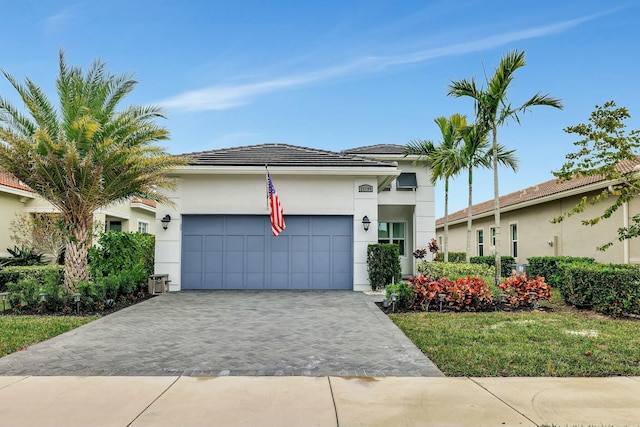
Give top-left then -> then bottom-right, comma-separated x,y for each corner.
377,221 -> 407,257
477,228 -> 484,256
510,223 -> 518,258
490,227 -> 496,247
137,220 -> 150,234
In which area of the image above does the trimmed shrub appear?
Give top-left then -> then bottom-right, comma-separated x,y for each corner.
367,244 -> 401,290
470,256 -> 515,278
0,265 -> 63,292
89,231 -> 155,278
385,282 -> 414,311
499,273 -> 551,309
434,252 -> 466,263
562,263 -> 640,316
89,231 -> 155,295
417,261 -> 494,281
4,268 -> 65,311
410,275 -> 493,312
527,256 -> 596,290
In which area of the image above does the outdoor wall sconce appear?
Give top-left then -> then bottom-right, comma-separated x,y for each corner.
362,215 -> 371,231
161,214 -> 172,230
547,240 -> 553,247
0,292 -> 7,312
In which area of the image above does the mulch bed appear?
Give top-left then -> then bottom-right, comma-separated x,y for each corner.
0,293 -> 156,317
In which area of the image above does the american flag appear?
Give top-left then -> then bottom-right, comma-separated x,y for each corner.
267,169 -> 285,237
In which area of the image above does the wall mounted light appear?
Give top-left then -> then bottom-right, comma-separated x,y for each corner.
362,215 -> 371,232
547,240 -> 553,247
161,214 -> 172,230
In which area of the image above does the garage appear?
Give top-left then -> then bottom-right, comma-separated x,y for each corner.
181,215 -> 353,289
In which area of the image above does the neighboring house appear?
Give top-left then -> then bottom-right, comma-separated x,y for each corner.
436,158 -> 640,265
0,170 -> 156,258
154,143 -> 435,291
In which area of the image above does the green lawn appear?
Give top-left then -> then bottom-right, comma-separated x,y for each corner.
0,316 -> 97,357
390,303 -> 640,377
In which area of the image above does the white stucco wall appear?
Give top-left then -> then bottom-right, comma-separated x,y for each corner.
155,170 -> 387,291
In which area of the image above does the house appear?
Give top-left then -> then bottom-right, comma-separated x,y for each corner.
154,143 -> 435,291
0,170 -> 157,258
435,158 -> 640,265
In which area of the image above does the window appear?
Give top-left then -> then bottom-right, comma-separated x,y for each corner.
396,173 -> 418,190
108,221 -> 122,232
490,227 -> 496,247
510,224 -> 518,258
378,222 -> 406,256
438,236 -> 442,248
137,220 -> 149,234
477,229 -> 484,256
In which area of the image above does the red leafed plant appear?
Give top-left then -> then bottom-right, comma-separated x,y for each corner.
499,272 -> 551,308
409,275 -> 493,312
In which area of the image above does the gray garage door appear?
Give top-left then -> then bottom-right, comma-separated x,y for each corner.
182,215 -> 353,290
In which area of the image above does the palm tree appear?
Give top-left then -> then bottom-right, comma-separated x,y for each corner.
458,124 -> 519,262
0,52 -> 185,292
405,113 -> 466,262
448,50 -> 562,285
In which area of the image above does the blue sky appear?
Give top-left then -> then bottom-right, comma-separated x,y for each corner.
1,1 -> 639,218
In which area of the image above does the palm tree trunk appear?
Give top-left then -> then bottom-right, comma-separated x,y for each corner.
444,178 -> 449,263
466,167 -> 473,263
63,213 -> 92,293
492,127 -> 501,287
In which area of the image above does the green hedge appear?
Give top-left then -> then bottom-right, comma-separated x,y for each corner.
367,244 -> 401,290
434,252 -> 466,263
0,265 -> 63,292
562,263 -> 640,316
470,256 -> 515,278
417,261 -> 495,281
527,256 -> 596,283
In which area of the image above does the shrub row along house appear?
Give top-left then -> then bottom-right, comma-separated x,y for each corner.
154,143 -> 435,291
436,157 -> 640,265
0,168 -> 157,259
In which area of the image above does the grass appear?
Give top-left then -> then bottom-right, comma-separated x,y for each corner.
0,315 -> 97,357
390,298 -> 640,377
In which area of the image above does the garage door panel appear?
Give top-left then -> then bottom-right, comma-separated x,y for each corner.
183,235 -> 203,251
182,215 -> 352,289
205,273 -> 222,287
312,235 -> 330,252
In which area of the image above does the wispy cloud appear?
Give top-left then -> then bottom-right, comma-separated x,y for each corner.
43,6 -> 77,35
159,14 -> 597,113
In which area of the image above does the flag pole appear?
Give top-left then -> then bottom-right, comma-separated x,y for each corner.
265,164 -> 269,211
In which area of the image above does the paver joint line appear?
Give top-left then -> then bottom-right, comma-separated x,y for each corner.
126,375 -> 181,427
468,377 -> 539,426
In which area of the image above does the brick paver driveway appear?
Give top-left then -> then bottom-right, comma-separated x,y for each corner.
0,291 -> 443,377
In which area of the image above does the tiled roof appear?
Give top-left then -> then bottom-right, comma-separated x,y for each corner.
0,170 -> 31,192
436,157 -> 640,226
132,197 -> 157,208
181,143 -> 395,167
342,144 -> 406,155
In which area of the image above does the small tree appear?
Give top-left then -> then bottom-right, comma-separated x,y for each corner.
10,213 -> 66,263
553,101 -> 640,251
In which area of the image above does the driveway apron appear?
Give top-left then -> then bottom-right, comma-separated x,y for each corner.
0,291 -> 443,377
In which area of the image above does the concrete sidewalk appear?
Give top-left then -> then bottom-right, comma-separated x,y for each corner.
1,376 -> 639,426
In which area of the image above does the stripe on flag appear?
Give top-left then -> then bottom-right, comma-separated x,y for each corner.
267,170 -> 285,237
